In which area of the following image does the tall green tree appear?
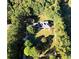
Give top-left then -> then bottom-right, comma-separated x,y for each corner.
7,0 -> 71,59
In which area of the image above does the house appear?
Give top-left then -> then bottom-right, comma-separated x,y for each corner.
33,20 -> 53,29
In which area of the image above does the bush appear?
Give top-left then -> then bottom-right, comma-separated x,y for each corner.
26,25 -> 35,34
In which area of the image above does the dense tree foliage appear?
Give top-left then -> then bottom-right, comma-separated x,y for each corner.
7,0 -> 71,59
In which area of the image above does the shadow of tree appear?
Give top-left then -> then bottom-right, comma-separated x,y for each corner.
17,12 -> 40,58
59,0 -> 71,56
59,0 -> 71,38
25,34 -> 54,58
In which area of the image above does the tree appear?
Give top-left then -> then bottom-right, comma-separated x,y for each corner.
7,0 -> 71,59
